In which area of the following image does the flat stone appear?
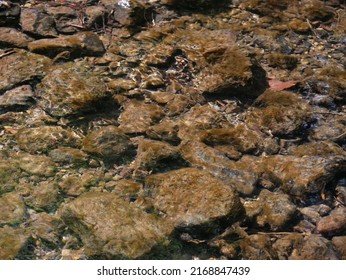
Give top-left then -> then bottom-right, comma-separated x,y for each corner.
0,27 -> 34,48
58,192 -> 173,259
0,192 -> 26,225
36,62 -> 107,117
0,226 -> 29,260
144,167 -> 244,227
0,49 -> 51,93
16,126 -> 81,154
28,32 -> 105,58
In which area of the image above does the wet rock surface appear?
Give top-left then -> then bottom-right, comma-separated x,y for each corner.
1,0 -> 346,259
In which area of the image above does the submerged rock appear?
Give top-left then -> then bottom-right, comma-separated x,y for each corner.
0,192 -> 26,225
244,189 -> 297,231
180,141 -> 258,195
0,159 -> 20,194
332,236 -> 346,260
118,100 -> 165,134
36,62 -> 107,117
58,192 -> 173,259
245,90 -> 312,137
0,49 -> 51,93
16,126 -> 81,154
144,167 -> 244,227
0,226 -> 29,260
133,138 -> 182,171
28,32 -> 105,58
24,181 -> 59,211
82,126 -> 133,162
15,153 -> 57,177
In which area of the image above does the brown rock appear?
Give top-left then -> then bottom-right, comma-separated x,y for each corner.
28,32 -> 105,58
29,213 -> 64,244
0,85 -> 35,110
133,138 -> 181,171
332,236 -> 346,260
144,167 -> 244,227
244,189 -> 297,231
58,192 -> 173,259
0,49 -> 51,93
245,90 -> 312,137
48,147 -> 89,167
82,126 -> 133,161
0,227 -> 29,260
20,8 -> 57,37
24,181 -> 59,210
290,235 -> 338,260
180,141 -> 258,195
36,62 -> 107,117
0,192 -> 26,225
239,234 -> 276,260
16,126 -> 81,154
118,100 -> 165,134
0,27 -> 34,48
15,153 -> 57,177
316,209 -> 346,235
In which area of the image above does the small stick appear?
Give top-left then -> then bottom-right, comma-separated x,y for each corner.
0,49 -> 15,59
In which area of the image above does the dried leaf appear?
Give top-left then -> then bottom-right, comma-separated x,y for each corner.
268,79 -> 298,91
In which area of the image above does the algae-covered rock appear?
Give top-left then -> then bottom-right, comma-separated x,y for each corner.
58,192 -> 173,259
245,90 -> 313,136
0,160 -> 20,194
179,141 -> 258,195
36,62 -> 107,117
0,49 -> 51,93
0,192 -> 26,225
28,32 -> 105,58
239,234 -> 277,260
29,213 -> 64,244
289,235 -> 338,260
263,155 -> 345,196
16,154 -> 57,177
20,7 -> 57,37
82,126 -> 133,161
118,100 -> 165,134
332,236 -> 346,260
0,226 -> 29,260
144,167 -> 244,227
244,189 -> 297,231
134,138 -> 181,171
24,181 -> 59,211
16,126 -> 81,154
48,147 -> 89,167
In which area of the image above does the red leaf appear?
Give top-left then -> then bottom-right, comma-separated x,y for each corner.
268,79 -> 298,91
